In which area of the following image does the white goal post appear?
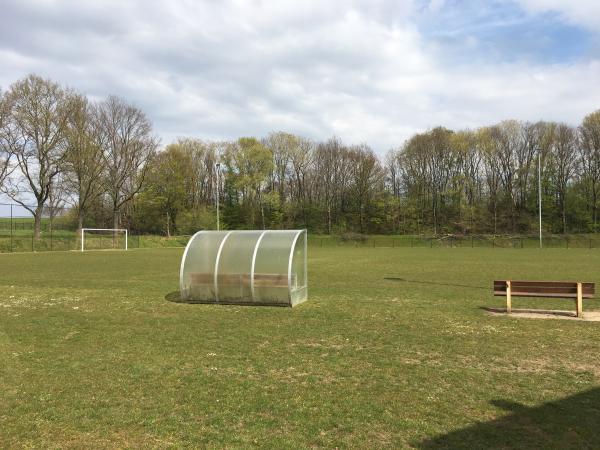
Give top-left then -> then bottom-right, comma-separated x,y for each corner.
81,228 -> 128,251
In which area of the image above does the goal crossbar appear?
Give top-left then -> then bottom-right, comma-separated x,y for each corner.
81,228 -> 129,251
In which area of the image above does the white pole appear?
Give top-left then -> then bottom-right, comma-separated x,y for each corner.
538,151 -> 542,249
125,229 -> 128,251
216,162 -> 220,231
81,228 -> 84,252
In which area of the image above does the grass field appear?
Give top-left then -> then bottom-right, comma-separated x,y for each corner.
1,247 -> 599,448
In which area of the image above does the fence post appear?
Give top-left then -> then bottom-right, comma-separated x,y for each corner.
10,204 -> 13,252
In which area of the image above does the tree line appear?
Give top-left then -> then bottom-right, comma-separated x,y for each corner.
1,74 -> 599,237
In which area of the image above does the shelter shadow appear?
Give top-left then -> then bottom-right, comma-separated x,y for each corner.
416,387 -> 600,449
165,291 -> 186,303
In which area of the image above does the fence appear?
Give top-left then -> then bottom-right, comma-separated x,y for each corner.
1,199 -> 600,254
0,202 -> 192,253
307,235 -> 600,249
2,232 -> 600,254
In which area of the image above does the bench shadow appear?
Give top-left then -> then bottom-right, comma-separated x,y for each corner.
481,306 -> 577,318
384,277 -> 488,291
415,388 -> 600,449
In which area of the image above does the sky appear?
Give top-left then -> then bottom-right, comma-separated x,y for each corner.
1,0 -> 600,154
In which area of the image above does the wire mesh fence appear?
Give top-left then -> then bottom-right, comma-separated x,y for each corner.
307,235 -> 600,249
1,200 -> 600,253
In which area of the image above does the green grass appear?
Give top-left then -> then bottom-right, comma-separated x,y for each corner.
1,247 -> 599,448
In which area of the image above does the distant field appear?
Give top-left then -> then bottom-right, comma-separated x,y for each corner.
1,247 -> 599,448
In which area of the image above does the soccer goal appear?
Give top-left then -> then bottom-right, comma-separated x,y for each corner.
81,228 -> 128,251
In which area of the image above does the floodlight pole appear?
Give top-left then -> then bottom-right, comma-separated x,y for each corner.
216,162 -> 221,231
538,151 -> 543,249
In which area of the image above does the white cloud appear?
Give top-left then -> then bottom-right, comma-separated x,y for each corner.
516,0 -> 600,28
0,0 -> 599,154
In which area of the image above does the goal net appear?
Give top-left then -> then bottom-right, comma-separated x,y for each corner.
81,228 -> 128,251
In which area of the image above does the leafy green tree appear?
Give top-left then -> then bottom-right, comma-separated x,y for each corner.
223,137 -> 273,229
138,143 -> 192,236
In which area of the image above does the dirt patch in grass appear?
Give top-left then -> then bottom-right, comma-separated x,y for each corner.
485,307 -> 600,322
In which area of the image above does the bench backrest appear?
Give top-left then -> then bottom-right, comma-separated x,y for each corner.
190,272 -> 294,288
493,280 -> 595,299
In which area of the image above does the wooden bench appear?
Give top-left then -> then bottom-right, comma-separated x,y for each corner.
493,280 -> 595,317
190,273 -> 295,288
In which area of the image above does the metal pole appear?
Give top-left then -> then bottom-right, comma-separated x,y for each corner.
538,151 -> 543,248
216,162 -> 220,231
10,204 -> 13,252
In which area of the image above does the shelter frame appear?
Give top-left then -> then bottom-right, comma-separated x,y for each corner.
179,229 -> 307,306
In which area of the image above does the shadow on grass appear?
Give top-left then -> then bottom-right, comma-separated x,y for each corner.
165,291 -> 217,304
164,291 -> 290,307
481,306 -> 577,318
417,388 -> 600,449
384,277 -> 488,291
165,291 -> 187,303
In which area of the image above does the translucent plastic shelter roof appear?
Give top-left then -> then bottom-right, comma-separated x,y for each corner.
180,230 -> 307,307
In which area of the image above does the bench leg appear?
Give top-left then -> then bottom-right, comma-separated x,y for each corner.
506,281 -> 512,314
576,282 -> 583,318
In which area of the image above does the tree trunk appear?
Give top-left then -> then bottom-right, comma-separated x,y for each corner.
561,193 -> 567,235
113,209 -> 120,247
594,187 -> 598,232
34,205 -> 42,240
166,211 -> 171,238
493,200 -> 497,235
77,211 -> 84,248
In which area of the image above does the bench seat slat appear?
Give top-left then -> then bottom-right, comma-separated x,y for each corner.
494,280 -> 594,290
494,291 -> 594,299
494,287 -> 591,295
189,272 -> 293,288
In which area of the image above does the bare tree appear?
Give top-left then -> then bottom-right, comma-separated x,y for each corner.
579,110 -> 600,231
349,144 -> 384,233
1,75 -> 70,238
288,136 -> 313,226
0,89 -> 15,187
552,123 -> 578,233
45,173 -> 68,234
264,132 -> 295,205
479,127 -> 501,233
94,96 -> 158,232
63,94 -> 105,233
